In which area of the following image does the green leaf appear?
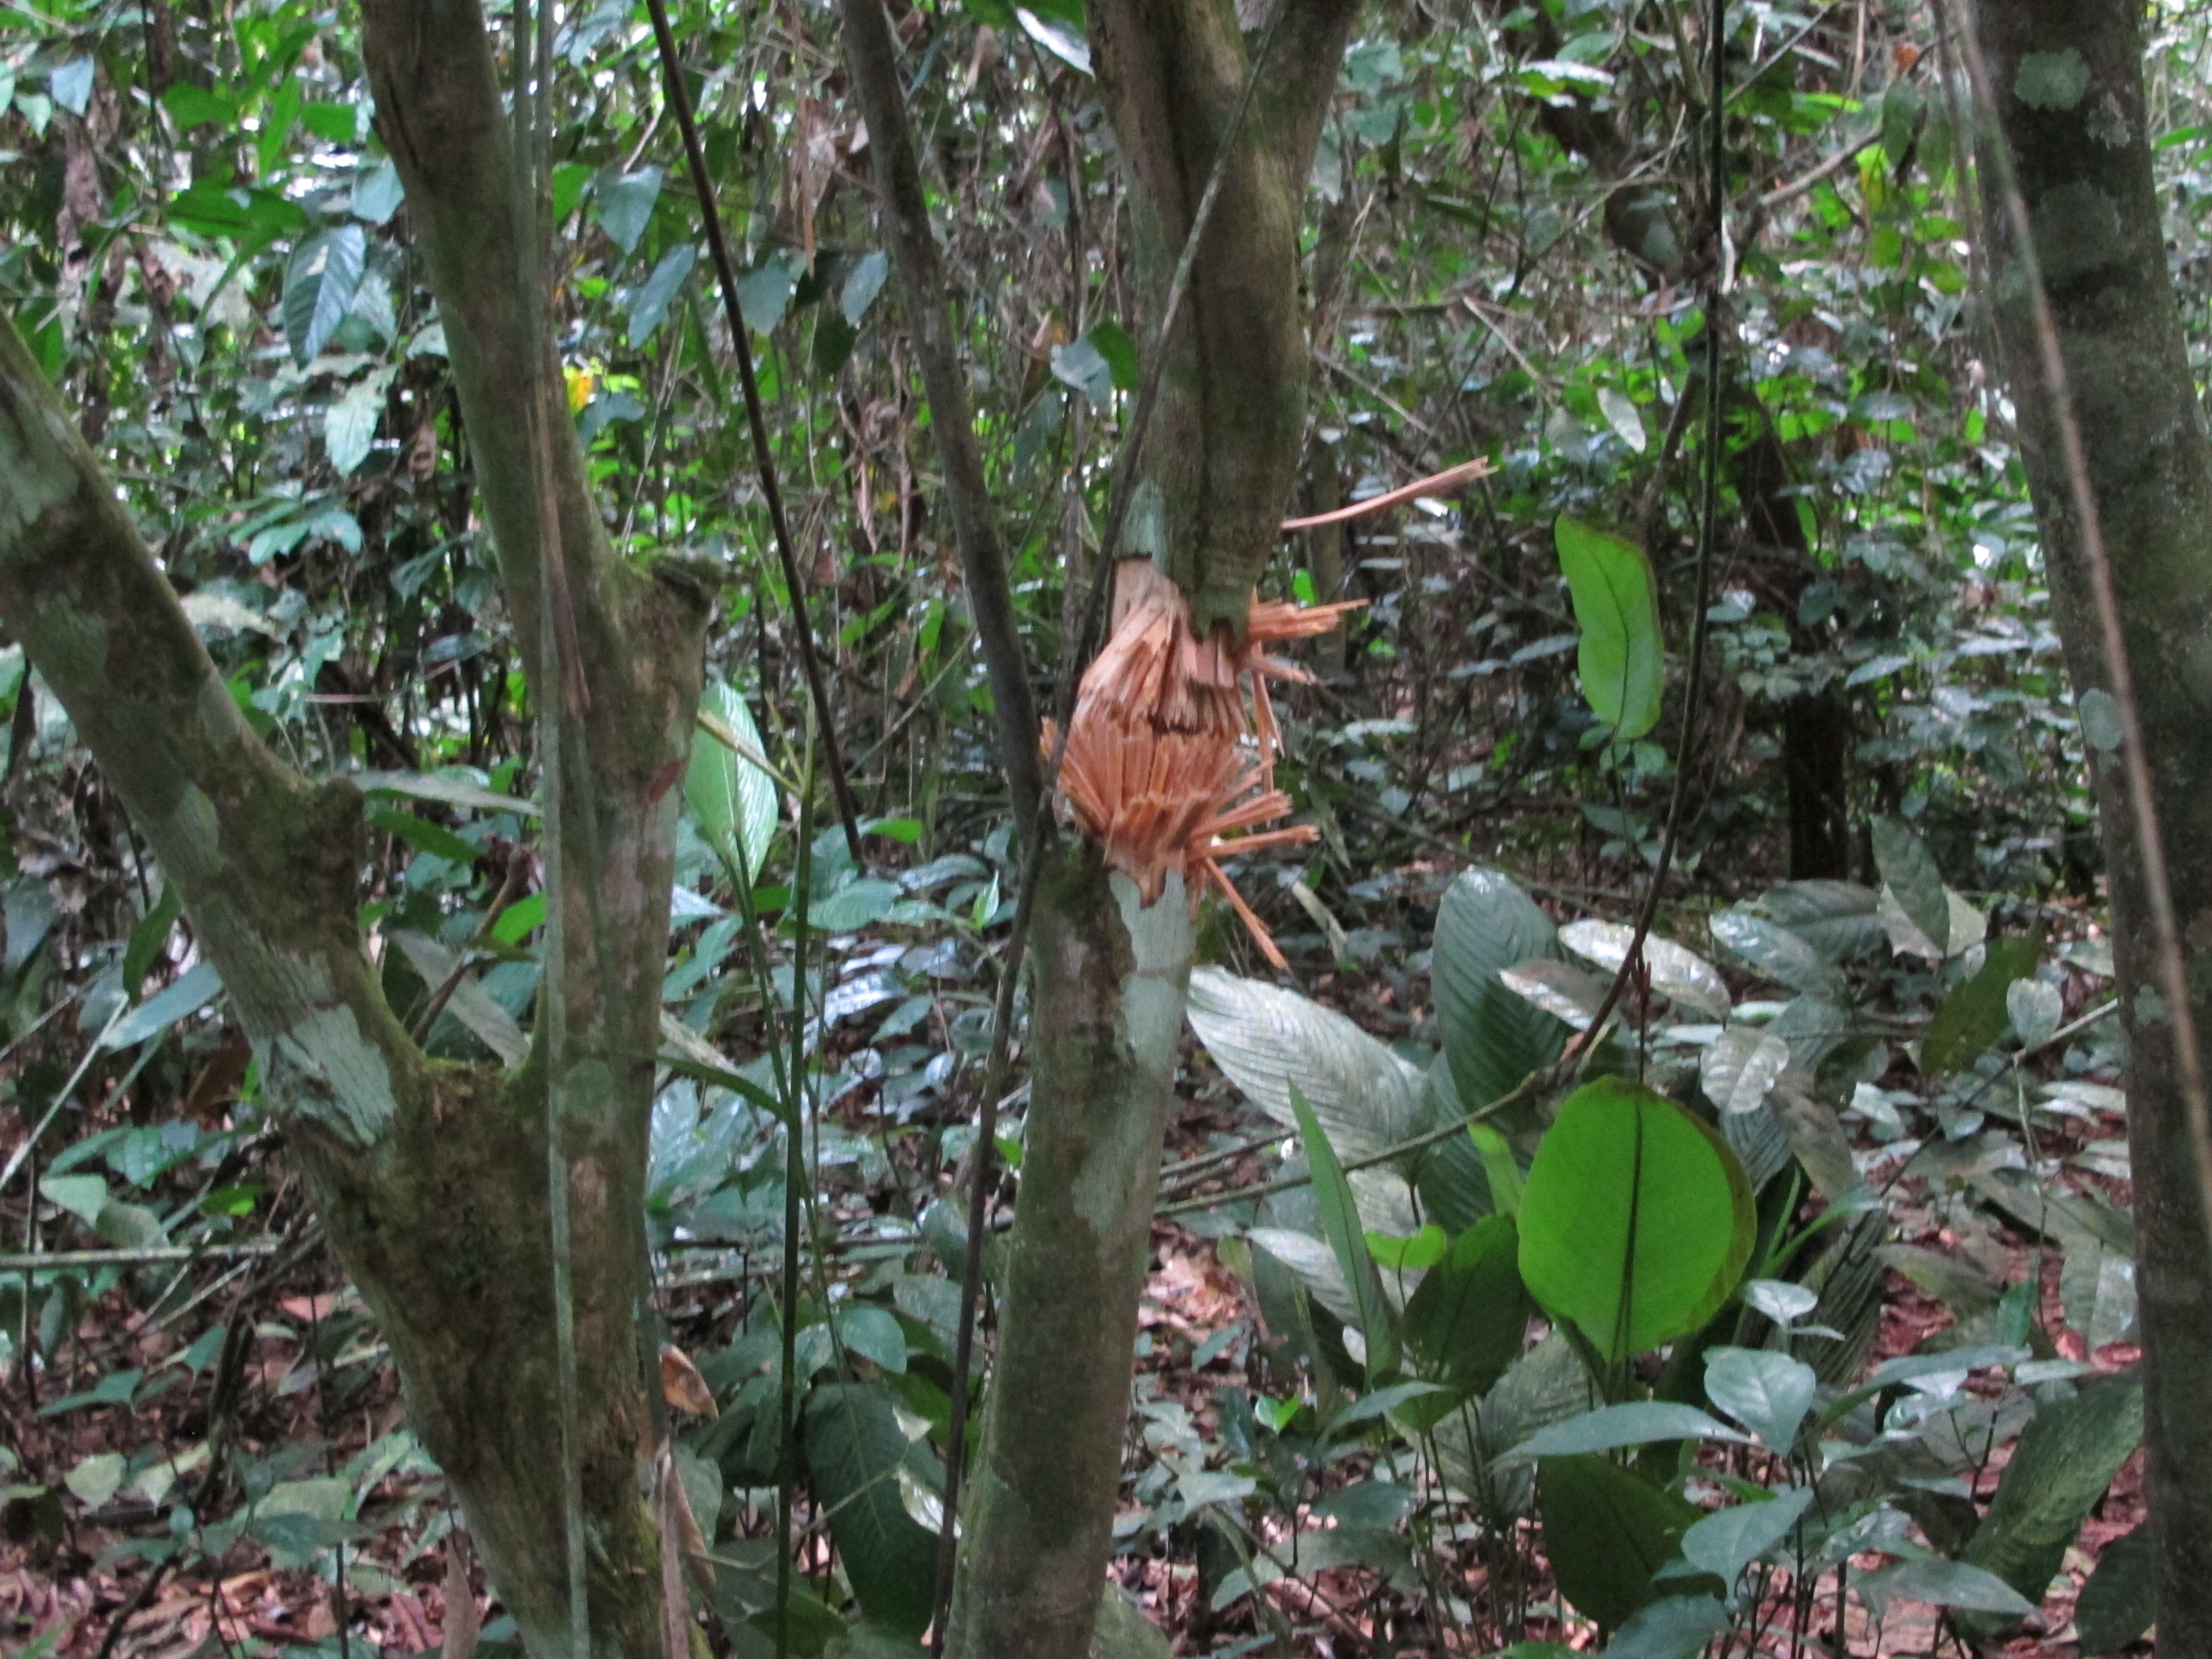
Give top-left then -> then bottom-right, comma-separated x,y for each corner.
1290,1082 -> 1399,1376
1536,1453 -> 1700,1629
1402,1213 -> 1530,1393
283,224 -> 367,365
1856,1557 -> 2034,1618
65,1451 -> 126,1510
1708,908 -> 1846,997
737,250 -> 803,332
2073,1523 -> 2153,1654
1469,1122 -> 1524,1217
836,1305 -> 908,1373
1185,967 -> 1425,1164
1680,1484 -> 1813,1583
1506,1401 -> 1746,1461
102,961 -> 223,1049
354,769 -> 540,817
124,883 -> 181,999
1553,516 -> 1663,743
40,1173 -> 109,1227
1517,1079 -> 1755,1363
1050,336 -> 1114,409
628,244 -> 698,348
1870,816 -> 1949,955
842,250 -> 890,325
1922,934 -> 2040,1076
1366,1223 -> 1447,1270
1432,869 -> 1567,1110
1962,1372 -> 2143,1619
1087,319 -> 1138,390
492,891 -> 547,945
49,58 -> 93,116
593,166 -> 663,255
1604,1594 -> 1729,1659
1702,1347 -> 1817,1452
350,159 -> 404,224
1698,1027 -> 1789,1116
324,369 -> 392,477
803,1382 -> 940,1638
688,680 -> 780,880
162,83 -> 233,129
367,806 -> 479,868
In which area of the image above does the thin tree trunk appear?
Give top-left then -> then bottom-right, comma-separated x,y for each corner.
942,847 -> 1194,1654
1972,1 -> 2212,1646
933,4 -> 1357,1655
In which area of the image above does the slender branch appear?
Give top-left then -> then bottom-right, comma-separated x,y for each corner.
838,0 -> 1044,838
643,0 -> 865,864
1566,0 -> 1728,1064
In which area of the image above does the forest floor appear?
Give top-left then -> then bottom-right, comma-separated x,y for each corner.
0,973 -> 2156,1659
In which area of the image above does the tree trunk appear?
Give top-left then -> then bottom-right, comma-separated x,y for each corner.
928,3 -> 1356,1655
942,848 -> 1193,1654
1973,1 -> 2212,1646
1,0 -> 708,1645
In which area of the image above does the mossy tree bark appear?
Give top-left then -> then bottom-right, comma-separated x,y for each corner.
1972,1 -> 2212,1646
0,0 -> 707,1647
934,4 -> 1356,1655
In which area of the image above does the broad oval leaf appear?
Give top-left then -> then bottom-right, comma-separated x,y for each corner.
1537,1453 -> 1701,1630
1871,816 -> 1950,954
1855,1557 -> 2035,1618
803,1382 -> 940,1638
1432,869 -> 1567,1108
1708,908 -> 1845,998
1401,1213 -> 1530,1395
1699,1026 -> 1790,1115
688,680 -> 780,880
1553,515 -> 1663,743
1499,957 -> 1610,1030
1558,919 -> 1730,1019
1517,1079 -> 1756,1362
1186,966 -> 1424,1164
1703,1346 -> 1818,1452
283,224 -> 367,365
1680,1484 -> 1814,1584
1504,1401 -> 1746,1462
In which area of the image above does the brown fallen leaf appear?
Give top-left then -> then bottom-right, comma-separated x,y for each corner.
660,1342 -> 719,1419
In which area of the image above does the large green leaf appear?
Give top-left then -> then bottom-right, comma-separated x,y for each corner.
1536,1453 -> 1700,1629
2073,1523 -> 2153,1654
1553,516 -> 1663,743
1922,934 -> 2040,1076
1401,1213 -> 1529,1393
1186,967 -> 1424,1163
1962,1372 -> 2143,1621
1432,869 -> 1567,1111
803,1382 -> 940,1638
688,680 -> 780,880
1517,1079 -> 1755,1362
1290,1083 -> 1399,1377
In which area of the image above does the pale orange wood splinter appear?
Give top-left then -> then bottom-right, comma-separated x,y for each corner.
1278,455 -> 1494,532
1047,561 -> 1362,970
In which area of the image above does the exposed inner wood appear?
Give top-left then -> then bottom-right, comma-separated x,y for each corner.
1049,561 -> 1361,968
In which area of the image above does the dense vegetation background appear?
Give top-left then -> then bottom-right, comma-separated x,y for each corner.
0,0 -> 2199,1652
